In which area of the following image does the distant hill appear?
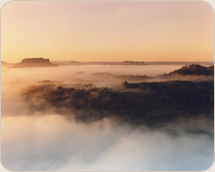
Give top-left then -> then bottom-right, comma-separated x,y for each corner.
1,61 -> 11,66
10,58 -> 57,68
168,64 -> 214,76
51,60 -> 81,66
147,61 -> 213,66
121,61 -> 146,65
70,61 -> 80,65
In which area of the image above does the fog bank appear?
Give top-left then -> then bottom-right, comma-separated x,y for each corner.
1,64 -> 214,171
1,114 -> 213,171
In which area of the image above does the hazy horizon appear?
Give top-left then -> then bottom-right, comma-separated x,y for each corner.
1,1 -> 214,62
2,58 -> 214,64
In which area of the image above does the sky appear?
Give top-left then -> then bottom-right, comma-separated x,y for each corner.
1,1 -> 214,62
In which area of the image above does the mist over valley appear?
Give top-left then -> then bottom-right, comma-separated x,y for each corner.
1,61 -> 214,171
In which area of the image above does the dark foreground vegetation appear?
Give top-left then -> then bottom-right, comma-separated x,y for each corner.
22,80 -> 214,125
20,64 -> 214,126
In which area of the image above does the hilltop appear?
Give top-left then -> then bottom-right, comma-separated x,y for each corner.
10,58 -> 57,68
168,64 -> 214,76
121,61 -> 146,65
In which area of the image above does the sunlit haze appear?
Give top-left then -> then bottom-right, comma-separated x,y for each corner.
1,1 -> 214,63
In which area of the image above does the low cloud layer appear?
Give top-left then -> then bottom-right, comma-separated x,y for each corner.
1,64 -> 214,171
1,114 -> 214,171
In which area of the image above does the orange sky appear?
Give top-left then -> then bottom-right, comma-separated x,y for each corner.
1,1 -> 214,62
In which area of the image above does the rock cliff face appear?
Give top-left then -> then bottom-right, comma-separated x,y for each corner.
121,61 -> 146,65
11,58 -> 57,68
168,64 -> 214,76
